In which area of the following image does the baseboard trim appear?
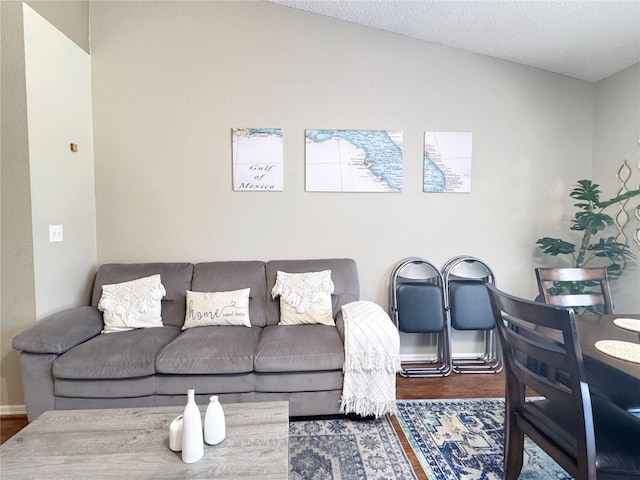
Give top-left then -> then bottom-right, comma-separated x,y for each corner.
0,404 -> 27,415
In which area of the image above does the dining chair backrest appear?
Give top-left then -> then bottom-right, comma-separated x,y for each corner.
535,267 -> 613,314
486,284 -> 596,480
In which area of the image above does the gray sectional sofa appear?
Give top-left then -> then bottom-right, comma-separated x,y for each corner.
12,258 -> 359,421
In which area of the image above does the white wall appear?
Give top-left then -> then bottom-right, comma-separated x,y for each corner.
23,3 -> 97,319
592,63 -> 640,313
90,1 -> 594,310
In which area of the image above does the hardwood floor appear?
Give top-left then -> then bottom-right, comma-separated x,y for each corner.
396,369 -> 505,401
1,372 -> 505,479
0,415 -> 28,445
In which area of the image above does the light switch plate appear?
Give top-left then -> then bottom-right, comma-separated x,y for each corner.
49,225 -> 63,243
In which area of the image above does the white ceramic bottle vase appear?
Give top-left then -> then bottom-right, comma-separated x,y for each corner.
169,415 -> 183,451
204,395 -> 226,445
181,389 -> 204,463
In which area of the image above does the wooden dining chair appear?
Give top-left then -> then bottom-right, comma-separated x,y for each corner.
486,284 -> 640,480
535,267 -> 613,314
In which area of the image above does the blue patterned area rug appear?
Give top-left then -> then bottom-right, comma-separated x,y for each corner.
289,415 -> 417,480
396,398 -> 572,480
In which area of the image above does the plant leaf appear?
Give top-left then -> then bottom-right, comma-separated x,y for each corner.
607,263 -> 622,278
569,180 -> 601,203
588,237 -> 636,260
596,188 -> 640,209
574,211 -> 613,233
536,237 -> 575,256
573,202 -> 592,210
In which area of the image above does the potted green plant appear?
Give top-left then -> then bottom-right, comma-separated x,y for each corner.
537,180 -> 640,276
536,180 -> 640,305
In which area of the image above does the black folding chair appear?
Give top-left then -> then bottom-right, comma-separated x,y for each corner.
443,256 -> 501,373
389,257 -> 451,377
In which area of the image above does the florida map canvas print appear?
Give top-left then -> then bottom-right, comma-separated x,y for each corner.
305,129 -> 403,193
423,131 -> 472,193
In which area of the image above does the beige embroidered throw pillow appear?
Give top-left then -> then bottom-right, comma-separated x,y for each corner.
271,270 -> 335,325
98,274 -> 166,333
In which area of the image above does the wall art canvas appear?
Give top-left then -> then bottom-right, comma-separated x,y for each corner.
232,128 -> 283,191
305,129 -> 403,192
423,131 -> 472,193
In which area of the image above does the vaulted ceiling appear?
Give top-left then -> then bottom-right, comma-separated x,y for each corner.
269,0 -> 640,82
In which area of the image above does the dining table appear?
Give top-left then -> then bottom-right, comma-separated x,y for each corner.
574,313 -> 640,411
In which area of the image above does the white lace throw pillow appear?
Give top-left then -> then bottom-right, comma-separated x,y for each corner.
271,270 -> 335,325
98,274 -> 166,333
183,289 -> 251,329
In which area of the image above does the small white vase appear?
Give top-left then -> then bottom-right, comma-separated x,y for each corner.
181,389 -> 204,463
204,395 -> 226,445
169,415 -> 183,452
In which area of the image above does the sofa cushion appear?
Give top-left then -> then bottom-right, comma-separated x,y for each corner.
254,325 -> 344,373
155,326 -> 262,375
255,370 -> 343,393
154,373 -> 255,395
91,263 -> 194,328
54,377 -> 154,398
192,262 -> 267,327
52,327 -> 181,379
265,259 -> 359,326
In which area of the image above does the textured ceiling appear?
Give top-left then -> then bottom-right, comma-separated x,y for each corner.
268,0 -> 640,82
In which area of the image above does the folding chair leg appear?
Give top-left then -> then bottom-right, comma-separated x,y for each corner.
451,329 -> 502,374
400,328 -> 452,377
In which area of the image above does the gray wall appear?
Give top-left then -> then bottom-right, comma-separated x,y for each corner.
1,1 -> 90,410
90,0 -> 594,307
24,0 -> 89,53
1,0 -> 34,410
592,63 -> 640,313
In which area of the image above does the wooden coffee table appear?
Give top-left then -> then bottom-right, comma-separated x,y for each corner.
0,401 -> 289,479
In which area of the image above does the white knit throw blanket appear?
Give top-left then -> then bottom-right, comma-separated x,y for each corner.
340,301 -> 401,418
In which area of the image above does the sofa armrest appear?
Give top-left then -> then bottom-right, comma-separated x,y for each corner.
12,306 -> 103,354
